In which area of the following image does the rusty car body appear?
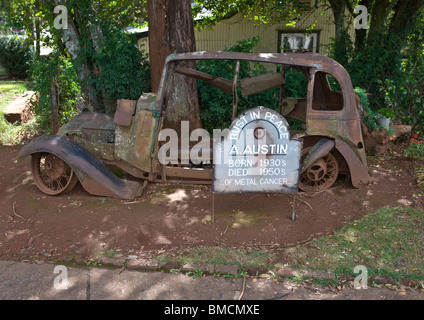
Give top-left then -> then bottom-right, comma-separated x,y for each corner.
18,51 -> 371,199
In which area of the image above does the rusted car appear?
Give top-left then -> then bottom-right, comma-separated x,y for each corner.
18,51 -> 371,199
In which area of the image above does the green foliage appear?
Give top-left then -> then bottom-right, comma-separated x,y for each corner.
325,30 -> 354,67
328,8 -> 424,136
284,69 -> 307,98
29,52 -> 83,131
0,75 -> 39,145
354,87 -> 378,130
186,269 -> 204,278
376,107 -> 395,119
197,37 -> 280,132
355,87 -> 397,134
327,26 -> 409,116
0,36 -> 33,77
197,37 -> 310,132
348,32 -> 403,109
0,112 -> 39,145
94,0 -> 148,29
53,0 -> 151,112
193,0 -> 309,30
1,0 -> 150,116
94,27 -> 151,102
0,80 -> 28,108
206,38 -> 322,133
383,23 -> 424,136
416,166 -> 424,191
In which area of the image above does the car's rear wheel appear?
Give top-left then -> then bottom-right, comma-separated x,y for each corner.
31,152 -> 79,195
299,148 -> 339,192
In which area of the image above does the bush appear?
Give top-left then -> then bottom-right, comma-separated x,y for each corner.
73,25 -> 151,113
404,134 -> 424,161
355,87 -> 378,130
29,52 -> 83,132
329,12 -> 424,136
0,36 -> 33,78
94,27 -> 151,103
197,37 -> 311,132
385,49 -> 424,135
197,37 -> 280,132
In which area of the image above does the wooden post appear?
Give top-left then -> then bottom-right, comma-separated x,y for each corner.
49,75 -> 60,134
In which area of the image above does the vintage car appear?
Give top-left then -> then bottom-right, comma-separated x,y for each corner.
18,51 -> 371,199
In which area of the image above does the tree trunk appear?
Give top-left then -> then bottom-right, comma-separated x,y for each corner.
366,0 -> 391,45
49,75 -> 60,134
328,0 -> 348,64
147,0 -> 171,93
53,0 -> 100,112
35,16 -> 41,58
389,0 -> 424,37
88,23 -> 115,114
165,0 -> 202,132
148,0 -> 202,133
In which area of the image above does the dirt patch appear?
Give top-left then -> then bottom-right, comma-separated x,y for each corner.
0,142 -> 422,264
2,91 -> 34,123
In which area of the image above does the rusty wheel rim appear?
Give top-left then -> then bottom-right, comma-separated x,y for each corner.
31,153 -> 78,195
299,151 -> 339,192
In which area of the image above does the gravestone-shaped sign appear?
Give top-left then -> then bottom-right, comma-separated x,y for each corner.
213,106 -> 302,193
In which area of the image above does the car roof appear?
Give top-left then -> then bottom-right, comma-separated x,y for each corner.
166,51 -> 348,78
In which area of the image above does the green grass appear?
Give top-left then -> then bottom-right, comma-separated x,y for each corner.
152,207 -> 424,284
0,79 -> 39,145
284,207 -> 424,282
0,80 -> 31,111
0,112 -> 39,145
171,246 -> 274,269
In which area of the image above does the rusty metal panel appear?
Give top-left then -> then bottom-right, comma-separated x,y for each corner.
335,139 -> 371,188
114,99 -> 136,127
114,93 -> 159,173
57,112 -> 115,162
240,72 -> 284,97
213,106 -> 302,193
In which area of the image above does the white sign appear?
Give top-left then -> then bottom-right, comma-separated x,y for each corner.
213,106 -> 302,193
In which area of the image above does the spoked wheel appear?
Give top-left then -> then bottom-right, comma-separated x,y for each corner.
299,148 -> 339,192
31,153 -> 79,195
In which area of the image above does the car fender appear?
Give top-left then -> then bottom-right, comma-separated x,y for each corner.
299,136 -> 371,188
18,135 -> 145,200
300,139 -> 335,174
334,139 -> 371,188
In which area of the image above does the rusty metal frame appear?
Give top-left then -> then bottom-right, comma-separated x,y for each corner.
153,51 -> 370,187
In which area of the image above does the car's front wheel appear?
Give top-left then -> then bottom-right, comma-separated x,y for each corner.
31,152 -> 79,195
